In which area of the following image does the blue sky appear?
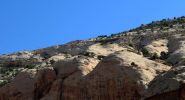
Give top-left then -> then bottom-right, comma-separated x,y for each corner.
0,0 -> 185,54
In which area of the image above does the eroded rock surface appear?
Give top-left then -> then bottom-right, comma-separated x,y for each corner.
2,17 -> 185,100
81,51 -> 170,100
145,66 -> 185,100
145,39 -> 168,56
167,34 -> 185,65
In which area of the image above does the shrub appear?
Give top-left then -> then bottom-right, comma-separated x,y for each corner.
161,44 -> 165,46
0,67 -> 19,77
182,25 -> 185,29
41,52 -> 50,59
50,59 -> 56,64
83,52 -> 96,58
131,62 -> 138,67
97,35 -> 108,40
160,51 -> 169,60
97,55 -> 105,60
0,80 -> 8,86
128,43 -> 133,47
141,48 -> 150,57
111,34 -> 116,37
98,35 -> 107,38
25,65 -> 35,69
11,69 -> 19,77
151,53 -> 159,60
170,25 -> 173,28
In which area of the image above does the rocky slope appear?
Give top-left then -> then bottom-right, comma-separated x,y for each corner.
1,16 -> 185,100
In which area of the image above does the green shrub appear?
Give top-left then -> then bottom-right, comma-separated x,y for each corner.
0,80 -> 8,86
182,25 -> 185,29
151,53 -> 159,60
131,62 -> 138,67
41,52 -> 50,59
97,55 -> 105,60
25,65 -> 35,69
141,48 -> 150,57
98,35 -> 107,38
160,51 -> 169,60
111,34 -> 116,37
83,52 -> 96,58
128,43 -> 133,47
0,67 -> 19,77
50,59 -> 56,64
97,35 -> 108,40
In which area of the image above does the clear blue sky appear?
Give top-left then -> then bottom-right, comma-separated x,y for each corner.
0,0 -> 185,54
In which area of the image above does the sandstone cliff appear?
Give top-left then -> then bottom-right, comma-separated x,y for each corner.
1,17 -> 185,100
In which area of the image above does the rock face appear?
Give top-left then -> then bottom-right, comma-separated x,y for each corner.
167,34 -> 185,65
144,39 -> 168,56
0,50 -> 170,100
2,17 -> 185,99
0,72 -> 35,100
86,43 -> 126,56
80,51 -> 170,100
0,69 -> 56,100
145,66 -> 185,100
52,51 -> 170,100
